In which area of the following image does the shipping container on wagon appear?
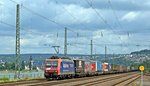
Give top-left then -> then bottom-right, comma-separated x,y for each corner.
60,59 -> 75,75
119,65 -> 123,72
127,66 -> 131,72
113,64 -> 121,72
118,65 -> 127,72
102,62 -> 109,72
84,61 -> 91,74
122,65 -> 128,72
96,61 -> 102,72
131,67 -> 135,70
108,64 -> 111,72
111,64 -> 117,72
73,59 -> 85,75
90,61 -> 96,73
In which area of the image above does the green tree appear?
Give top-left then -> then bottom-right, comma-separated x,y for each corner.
0,63 -> 4,70
21,61 -> 25,70
33,66 -> 37,70
29,56 -> 32,70
10,62 -> 15,70
4,62 -> 9,70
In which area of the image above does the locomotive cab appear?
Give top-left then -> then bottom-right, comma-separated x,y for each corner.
44,58 -> 60,79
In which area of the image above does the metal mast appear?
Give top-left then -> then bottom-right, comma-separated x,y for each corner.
91,40 -> 93,59
64,27 -> 67,57
105,45 -> 107,62
15,4 -> 20,79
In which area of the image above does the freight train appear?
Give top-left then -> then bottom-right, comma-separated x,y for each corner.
44,56 -> 137,80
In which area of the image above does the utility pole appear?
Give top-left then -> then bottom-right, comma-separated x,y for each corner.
112,53 -> 114,64
94,48 -> 96,59
105,45 -> 107,62
15,4 -> 20,79
64,27 -> 67,57
91,40 -> 93,59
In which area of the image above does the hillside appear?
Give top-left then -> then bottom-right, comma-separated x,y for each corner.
131,49 -> 150,54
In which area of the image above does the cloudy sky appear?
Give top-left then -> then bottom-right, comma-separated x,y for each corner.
0,0 -> 150,54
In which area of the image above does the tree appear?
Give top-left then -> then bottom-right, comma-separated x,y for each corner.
29,56 -> 32,70
0,63 -> 4,70
10,62 -> 15,70
4,62 -> 9,70
21,61 -> 25,70
33,66 -> 37,70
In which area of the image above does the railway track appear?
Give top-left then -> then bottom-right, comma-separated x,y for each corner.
112,75 -> 140,86
17,73 -> 127,86
0,72 -> 139,86
70,73 -> 139,86
49,72 -> 138,86
0,74 -> 112,86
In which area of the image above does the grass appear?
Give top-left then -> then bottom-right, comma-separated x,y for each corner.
143,68 -> 150,73
0,77 -> 10,82
0,70 -> 44,83
0,77 -> 44,83
0,70 -> 41,73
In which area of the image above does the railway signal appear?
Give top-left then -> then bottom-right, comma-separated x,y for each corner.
139,65 -> 144,86
139,66 -> 144,71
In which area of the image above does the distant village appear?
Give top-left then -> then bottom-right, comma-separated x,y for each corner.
0,49 -> 150,71
0,56 -> 43,71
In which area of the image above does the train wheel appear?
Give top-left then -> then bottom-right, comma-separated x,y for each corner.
46,78 -> 50,81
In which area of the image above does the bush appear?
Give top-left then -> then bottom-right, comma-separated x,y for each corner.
0,77 -> 9,82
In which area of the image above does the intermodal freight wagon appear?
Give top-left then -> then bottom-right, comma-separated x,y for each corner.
102,62 -> 109,73
84,61 -> 91,76
73,59 -> 85,77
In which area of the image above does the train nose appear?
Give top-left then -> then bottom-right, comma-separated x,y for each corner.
45,67 -> 57,72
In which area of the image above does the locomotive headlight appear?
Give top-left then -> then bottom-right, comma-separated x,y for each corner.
46,68 -> 51,70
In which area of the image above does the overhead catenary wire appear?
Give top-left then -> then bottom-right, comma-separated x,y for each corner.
0,20 -> 55,38
55,0 -> 107,45
53,0 -> 88,39
85,0 -> 124,42
54,0 -> 77,21
107,0 -> 133,52
9,0 -> 81,46
108,0 -> 131,53
9,0 -> 65,28
10,0 -> 106,48
0,21 -> 58,50
4,0 -> 147,54
54,0 -> 88,29
2,1 -> 81,54
0,21 -> 15,28
1,1 -> 63,38
9,0 -> 80,33
108,0 -> 123,29
85,0 -> 129,54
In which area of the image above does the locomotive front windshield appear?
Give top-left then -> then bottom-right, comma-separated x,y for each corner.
46,61 -> 58,67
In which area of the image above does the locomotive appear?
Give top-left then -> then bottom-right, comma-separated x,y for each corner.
44,57 -> 75,79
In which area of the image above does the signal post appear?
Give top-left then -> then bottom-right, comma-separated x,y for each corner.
139,66 -> 144,86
